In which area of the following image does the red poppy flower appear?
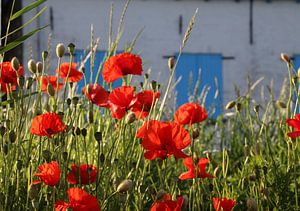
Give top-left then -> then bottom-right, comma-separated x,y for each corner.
82,84 -> 109,107
150,194 -> 184,211
213,197 -> 236,211
55,188 -> 101,211
286,114 -> 300,138
179,157 -> 214,180
136,120 -> 191,160
175,102 -> 208,125
32,161 -> 60,186
131,90 -> 160,119
30,112 -> 67,138
102,52 -> 143,83
108,86 -> 137,119
57,63 -> 83,82
66,164 -> 98,185
0,61 -> 23,93
38,76 -> 63,94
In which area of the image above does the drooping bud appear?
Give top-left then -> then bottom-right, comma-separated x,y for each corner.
9,130 -> 16,143
151,80 -> 158,90
192,128 -> 200,139
235,102 -> 242,112
81,128 -> 87,137
225,100 -> 236,110
17,76 -> 25,88
117,179 -> 133,193
68,43 -> 75,55
0,126 -> 6,136
74,127 -> 81,136
36,62 -> 43,74
72,96 -> 79,105
28,59 -> 36,74
66,98 -> 72,106
16,160 -> 22,170
126,112 -> 136,124
56,43 -> 65,58
42,150 -> 52,162
42,51 -> 48,60
94,131 -> 102,143
276,100 -> 287,109
47,83 -> 55,97
11,57 -> 20,71
253,104 -> 260,113
26,77 -> 34,89
280,53 -> 291,64
168,57 -> 175,70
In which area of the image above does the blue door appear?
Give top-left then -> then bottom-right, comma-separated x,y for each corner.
175,53 -> 223,118
74,50 -> 122,92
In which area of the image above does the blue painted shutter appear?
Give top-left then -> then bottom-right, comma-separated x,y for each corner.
175,53 -> 223,118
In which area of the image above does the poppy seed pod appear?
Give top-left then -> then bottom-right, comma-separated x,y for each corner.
36,62 -> 43,74
280,53 -> 291,64
28,59 -> 37,74
168,57 -> 175,70
11,57 -> 20,72
225,100 -> 236,110
56,43 -> 65,58
117,179 -> 133,193
42,51 -> 48,60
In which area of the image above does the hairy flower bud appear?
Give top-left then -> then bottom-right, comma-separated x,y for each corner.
117,179 -> 133,193
11,57 -> 20,71
26,77 -> 34,89
276,100 -> 287,109
17,76 -> 25,88
42,150 -> 52,162
68,43 -> 75,54
36,62 -> 43,74
16,160 -> 22,170
42,51 -> 48,60
168,57 -> 175,70
94,131 -> 102,143
126,112 -> 136,124
28,59 -> 36,74
9,130 -> 16,143
192,128 -> 200,139
56,43 -> 65,58
47,83 -> 55,97
81,128 -> 87,137
225,100 -> 236,110
280,53 -> 291,64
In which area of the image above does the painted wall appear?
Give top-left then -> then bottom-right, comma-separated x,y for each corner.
22,0 -> 300,107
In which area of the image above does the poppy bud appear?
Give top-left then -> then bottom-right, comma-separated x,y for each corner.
62,151 -> 68,162
56,43 -> 65,58
16,160 -> 22,170
253,105 -> 260,113
26,77 -> 34,89
94,131 -> 102,143
66,98 -> 72,106
168,57 -> 175,70
126,112 -> 136,124
280,53 -> 291,64
36,62 -> 43,74
235,102 -> 242,112
42,51 -> 48,60
11,57 -> 20,72
47,83 -> 55,97
81,67 -> 85,74
0,126 -> 6,136
156,190 -> 166,201
140,82 -> 144,88
100,153 -> 105,163
151,80 -> 157,90
28,59 -> 36,74
225,100 -> 236,110
192,128 -> 200,139
249,174 -> 256,181
263,166 -> 267,176
9,131 -> 16,143
3,144 -> 8,155
72,96 -> 79,105
144,73 -> 149,79
81,128 -> 87,137
74,127 -> 81,136
68,43 -> 76,54
247,198 -> 258,211
42,150 -> 52,162
276,100 -> 287,109
17,76 -> 25,88
117,179 -> 133,193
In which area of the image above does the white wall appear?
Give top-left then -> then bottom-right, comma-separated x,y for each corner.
22,0 -> 300,105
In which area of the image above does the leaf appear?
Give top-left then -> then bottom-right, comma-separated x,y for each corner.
2,6 -> 47,40
0,91 -> 38,106
0,25 -> 48,54
10,0 -> 47,21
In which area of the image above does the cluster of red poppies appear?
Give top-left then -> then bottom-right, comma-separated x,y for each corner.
0,52 -> 238,210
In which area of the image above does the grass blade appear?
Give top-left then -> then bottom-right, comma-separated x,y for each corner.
10,0 -> 47,21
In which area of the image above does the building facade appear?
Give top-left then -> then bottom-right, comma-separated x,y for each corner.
22,0 -> 300,116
